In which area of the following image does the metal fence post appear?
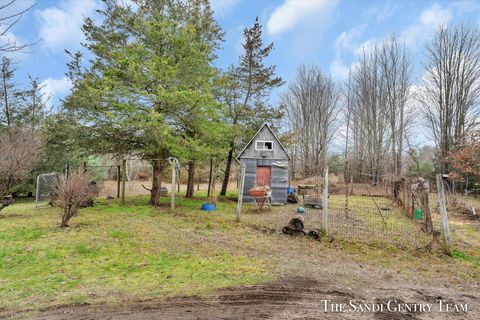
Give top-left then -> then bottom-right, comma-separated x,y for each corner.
236,164 -> 246,222
35,174 -> 41,208
436,174 -> 451,255
322,166 -> 329,235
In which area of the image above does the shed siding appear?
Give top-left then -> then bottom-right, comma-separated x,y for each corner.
241,159 -> 257,203
271,164 -> 288,203
240,159 -> 288,204
240,126 -> 289,160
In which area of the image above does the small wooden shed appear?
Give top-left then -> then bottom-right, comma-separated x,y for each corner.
237,123 -> 290,204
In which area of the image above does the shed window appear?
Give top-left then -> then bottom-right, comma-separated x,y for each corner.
255,140 -> 273,151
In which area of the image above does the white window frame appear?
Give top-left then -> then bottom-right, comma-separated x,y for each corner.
255,140 -> 273,151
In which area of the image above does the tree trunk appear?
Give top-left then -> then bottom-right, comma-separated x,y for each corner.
149,160 -> 162,206
177,168 -> 181,193
207,157 -> 213,197
2,69 -> 11,128
220,147 -> 234,196
186,160 -> 196,198
197,172 -> 200,191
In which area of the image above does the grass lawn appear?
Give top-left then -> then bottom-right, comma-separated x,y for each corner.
0,195 -> 269,311
0,193 -> 479,314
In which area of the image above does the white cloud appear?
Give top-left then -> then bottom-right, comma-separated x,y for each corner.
330,59 -> 350,80
40,76 -> 72,108
267,0 -> 338,35
365,0 -> 397,23
354,38 -> 378,57
210,0 -> 241,17
400,4 -> 452,47
37,0 -> 99,51
329,25 -> 365,80
419,4 -> 452,26
334,24 -> 366,54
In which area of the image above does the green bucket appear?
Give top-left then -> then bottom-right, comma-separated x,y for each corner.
415,208 -> 423,220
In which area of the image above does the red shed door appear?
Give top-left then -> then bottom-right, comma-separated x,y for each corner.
256,166 -> 271,187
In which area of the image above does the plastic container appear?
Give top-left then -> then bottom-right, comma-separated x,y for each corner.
201,203 -> 216,211
287,186 -> 295,194
415,208 -> 423,220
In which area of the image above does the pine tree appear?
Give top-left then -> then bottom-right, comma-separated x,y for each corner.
63,0 -> 224,205
219,17 -> 284,196
21,76 -> 48,131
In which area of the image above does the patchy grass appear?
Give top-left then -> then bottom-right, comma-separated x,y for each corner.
0,193 -> 479,314
0,196 -> 268,311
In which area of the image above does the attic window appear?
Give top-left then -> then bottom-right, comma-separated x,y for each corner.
256,140 -> 273,151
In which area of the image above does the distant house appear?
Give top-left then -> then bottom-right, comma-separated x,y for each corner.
237,123 -> 290,204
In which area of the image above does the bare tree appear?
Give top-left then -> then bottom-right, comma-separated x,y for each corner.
346,35 -> 412,184
379,34 -> 412,177
0,0 -> 35,53
418,24 -> 480,173
283,64 -> 341,177
0,129 -> 41,210
56,169 -> 99,227
347,44 -> 388,184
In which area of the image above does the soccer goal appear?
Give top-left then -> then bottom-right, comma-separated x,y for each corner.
35,173 -> 57,208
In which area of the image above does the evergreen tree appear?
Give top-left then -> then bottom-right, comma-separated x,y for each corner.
218,17 -> 284,196
22,76 -> 48,131
63,0 -> 224,205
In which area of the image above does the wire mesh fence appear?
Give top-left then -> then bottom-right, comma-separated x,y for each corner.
83,158 -> 237,200
35,173 -> 57,207
237,167 -> 452,251
327,176 -> 433,248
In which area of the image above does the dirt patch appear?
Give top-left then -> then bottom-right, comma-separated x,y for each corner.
7,277 -> 478,320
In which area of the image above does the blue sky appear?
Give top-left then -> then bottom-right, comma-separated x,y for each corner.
5,0 -> 480,111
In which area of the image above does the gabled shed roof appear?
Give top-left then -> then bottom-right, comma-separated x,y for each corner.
237,123 -> 291,160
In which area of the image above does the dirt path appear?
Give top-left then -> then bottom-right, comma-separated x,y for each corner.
9,277 -> 478,320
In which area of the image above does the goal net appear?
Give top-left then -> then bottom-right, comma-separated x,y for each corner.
35,173 -> 58,207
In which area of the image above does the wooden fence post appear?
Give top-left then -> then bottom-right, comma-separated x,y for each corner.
344,165 -> 349,218
436,174 -> 451,255
322,166 -> 329,235
121,159 -> 126,205
171,158 -> 176,211
116,165 -> 121,198
236,164 -> 246,222
424,180 -> 433,233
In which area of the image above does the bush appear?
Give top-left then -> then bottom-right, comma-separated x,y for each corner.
56,170 -> 99,227
0,130 -> 41,207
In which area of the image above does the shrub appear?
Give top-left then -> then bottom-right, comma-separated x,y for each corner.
56,170 -> 99,227
0,130 -> 41,210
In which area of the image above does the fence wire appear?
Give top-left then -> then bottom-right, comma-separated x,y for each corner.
327,177 -> 433,248
238,170 -> 451,250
